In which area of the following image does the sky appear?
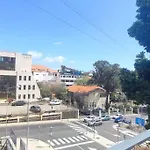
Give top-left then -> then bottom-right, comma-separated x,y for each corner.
0,0 -> 145,71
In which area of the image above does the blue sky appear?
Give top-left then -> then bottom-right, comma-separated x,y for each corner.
0,0 -> 145,71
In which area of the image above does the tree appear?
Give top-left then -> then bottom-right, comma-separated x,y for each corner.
90,60 -> 120,111
74,76 -> 90,85
120,68 -> 137,100
38,82 -> 67,101
128,0 -> 150,52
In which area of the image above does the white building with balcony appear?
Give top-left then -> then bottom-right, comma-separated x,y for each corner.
0,51 -> 41,101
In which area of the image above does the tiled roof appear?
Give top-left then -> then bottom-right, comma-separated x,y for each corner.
67,85 -> 106,93
32,65 -> 57,73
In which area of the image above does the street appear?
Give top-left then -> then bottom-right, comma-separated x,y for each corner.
0,114 -> 143,150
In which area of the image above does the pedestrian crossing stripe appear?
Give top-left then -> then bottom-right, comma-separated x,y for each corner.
47,135 -> 88,147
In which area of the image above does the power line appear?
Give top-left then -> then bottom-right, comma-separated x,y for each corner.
23,0 -> 108,46
59,0 -> 128,51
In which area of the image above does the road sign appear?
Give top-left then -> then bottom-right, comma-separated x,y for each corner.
135,117 -> 145,126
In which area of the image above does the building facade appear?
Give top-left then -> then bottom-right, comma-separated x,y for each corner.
59,65 -> 81,86
0,52 -> 41,101
32,65 -> 60,83
67,85 -> 108,111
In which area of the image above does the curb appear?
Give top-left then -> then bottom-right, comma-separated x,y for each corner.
0,118 -> 79,127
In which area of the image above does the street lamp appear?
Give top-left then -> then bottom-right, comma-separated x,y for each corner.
26,87 -> 29,150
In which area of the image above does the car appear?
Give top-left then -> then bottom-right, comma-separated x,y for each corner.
11,100 -> 26,106
122,118 -> 131,124
30,106 -> 41,113
114,116 -> 123,123
49,100 -> 61,105
83,115 -> 99,123
87,119 -> 102,126
112,113 -> 123,119
102,115 -> 111,121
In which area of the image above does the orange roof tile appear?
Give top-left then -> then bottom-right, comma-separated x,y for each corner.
67,85 -> 106,93
32,65 -> 57,73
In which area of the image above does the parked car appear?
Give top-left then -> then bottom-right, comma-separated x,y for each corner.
50,100 -> 61,105
11,100 -> 26,106
102,115 -> 111,121
87,119 -> 102,126
112,113 -> 123,119
83,115 -> 99,123
30,106 -> 41,113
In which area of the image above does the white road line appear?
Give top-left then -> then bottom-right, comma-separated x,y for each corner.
47,140 -> 55,146
68,137 -> 75,142
81,135 -> 88,140
72,136 -> 80,141
63,138 -> 71,143
58,139 -> 65,144
76,136 -> 84,141
53,139 -> 61,145
55,141 -> 94,150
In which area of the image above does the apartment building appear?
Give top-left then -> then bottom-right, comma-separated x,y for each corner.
32,65 -> 60,83
0,52 -> 41,101
59,65 -> 81,86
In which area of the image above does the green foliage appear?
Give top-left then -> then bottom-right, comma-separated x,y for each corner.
74,76 -> 90,85
89,60 -> 120,111
128,0 -> 150,52
120,68 -> 137,100
38,82 -> 67,100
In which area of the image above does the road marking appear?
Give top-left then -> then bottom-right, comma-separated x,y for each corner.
76,136 -> 84,141
58,138 -> 65,144
47,140 -> 55,146
77,145 -> 85,150
53,139 -> 61,145
68,137 -> 75,142
88,147 -> 97,150
72,136 -> 80,141
81,135 -> 88,140
55,141 -> 94,150
63,138 -> 71,143
105,131 -> 121,137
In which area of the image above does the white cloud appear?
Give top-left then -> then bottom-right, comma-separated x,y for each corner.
54,42 -> 63,45
44,56 -> 65,63
70,61 -> 75,64
27,51 -> 43,59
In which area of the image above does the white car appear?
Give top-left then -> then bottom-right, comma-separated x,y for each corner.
50,100 -> 61,105
112,113 -> 123,119
83,115 -> 98,123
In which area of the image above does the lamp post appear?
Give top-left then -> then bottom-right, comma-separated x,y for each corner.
5,87 -> 9,138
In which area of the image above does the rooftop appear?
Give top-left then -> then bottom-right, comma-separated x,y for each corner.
67,85 -> 106,93
32,65 -> 57,73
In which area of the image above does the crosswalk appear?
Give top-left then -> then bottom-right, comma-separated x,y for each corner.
47,135 -> 89,147
66,122 -> 86,134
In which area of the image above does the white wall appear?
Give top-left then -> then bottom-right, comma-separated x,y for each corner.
16,71 -> 41,101
15,53 -> 32,72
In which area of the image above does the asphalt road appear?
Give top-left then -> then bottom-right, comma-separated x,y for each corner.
0,122 -> 105,150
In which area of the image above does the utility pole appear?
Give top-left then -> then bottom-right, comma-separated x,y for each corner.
49,127 -> 52,147
26,88 -> 29,150
5,86 -> 9,138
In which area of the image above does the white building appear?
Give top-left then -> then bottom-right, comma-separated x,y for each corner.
0,51 -> 41,101
32,65 -> 60,83
59,66 -> 81,86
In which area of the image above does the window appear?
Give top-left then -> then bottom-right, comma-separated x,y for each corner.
18,94 -> 21,99
23,94 -> 26,99
33,85 -> 35,90
23,85 -> 26,90
28,94 -> 30,99
32,94 -> 35,99
24,76 -> 26,81
19,85 -> 21,90
28,76 -> 31,81
19,76 -> 22,80
28,85 -> 31,90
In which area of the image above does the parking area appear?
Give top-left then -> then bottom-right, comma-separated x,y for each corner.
0,102 -> 70,116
